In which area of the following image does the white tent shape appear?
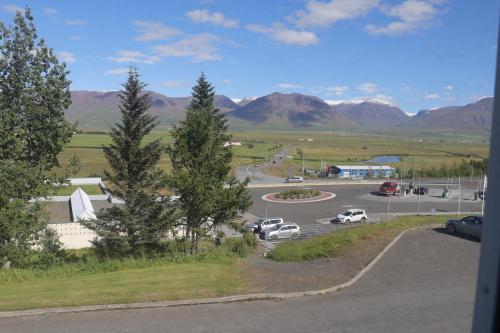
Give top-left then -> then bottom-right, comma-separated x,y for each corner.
70,187 -> 96,222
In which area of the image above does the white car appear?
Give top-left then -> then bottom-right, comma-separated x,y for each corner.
260,223 -> 301,240
245,217 -> 284,233
331,209 -> 367,224
285,176 -> 303,183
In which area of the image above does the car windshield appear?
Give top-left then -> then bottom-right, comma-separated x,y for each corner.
342,211 -> 352,216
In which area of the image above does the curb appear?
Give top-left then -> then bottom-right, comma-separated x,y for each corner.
261,191 -> 336,203
0,224 -> 443,319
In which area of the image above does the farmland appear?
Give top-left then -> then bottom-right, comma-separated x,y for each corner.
60,131 -> 489,177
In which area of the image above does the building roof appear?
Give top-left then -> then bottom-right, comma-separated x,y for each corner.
70,188 -> 96,222
335,165 -> 395,170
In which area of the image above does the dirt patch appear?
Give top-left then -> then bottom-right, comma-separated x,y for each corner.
240,230 -> 399,293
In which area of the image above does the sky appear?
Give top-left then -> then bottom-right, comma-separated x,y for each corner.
0,0 -> 498,113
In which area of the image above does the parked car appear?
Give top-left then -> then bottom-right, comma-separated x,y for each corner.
331,209 -> 367,224
260,223 -> 301,240
253,164 -> 259,167
244,217 -> 284,233
379,181 -> 399,195
446,215 -> 483,239
414,186 -> 429,195
285,176 -> 304,183
478,190 -> 487,200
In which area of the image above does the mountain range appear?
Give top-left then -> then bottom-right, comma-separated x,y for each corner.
66,90 -> 493,135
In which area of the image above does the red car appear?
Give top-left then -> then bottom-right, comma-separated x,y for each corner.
379,181 -> 399,195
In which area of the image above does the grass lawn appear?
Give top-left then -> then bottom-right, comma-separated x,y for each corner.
0,260 -> 245,311
55,184 -> 103,196
268,215 -> 455,262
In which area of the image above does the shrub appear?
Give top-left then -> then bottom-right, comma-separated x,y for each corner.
275,189 -> 321,200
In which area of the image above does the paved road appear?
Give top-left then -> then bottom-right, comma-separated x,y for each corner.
1,229 -> 479,333
248,184 -> 483,225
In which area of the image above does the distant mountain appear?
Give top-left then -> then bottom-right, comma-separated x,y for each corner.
67,90 -> 240,129
237,96 -> 258,107
402,97 -> 493,133
229,92 -> 357,128
66,90 -> 494,134
333,101 -> 410,129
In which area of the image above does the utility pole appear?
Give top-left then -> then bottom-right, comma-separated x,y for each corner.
458,175 -> 461,217
302,152 -> 305,177
417,173 -> 421,215
387,195 -> 391,222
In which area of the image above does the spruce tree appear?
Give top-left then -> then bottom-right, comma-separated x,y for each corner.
0,8 -> 76,268
83,68 -> 175,257
168,74 -> 251,253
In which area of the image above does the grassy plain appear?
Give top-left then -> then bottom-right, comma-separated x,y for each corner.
60,131 -> 489,177
54,185 -> 103,196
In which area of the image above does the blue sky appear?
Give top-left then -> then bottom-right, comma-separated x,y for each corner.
0,0 -> 498,113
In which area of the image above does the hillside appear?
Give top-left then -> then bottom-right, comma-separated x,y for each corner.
333,101 -> 409,129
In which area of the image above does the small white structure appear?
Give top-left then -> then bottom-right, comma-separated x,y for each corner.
70,188 -> 96,222
223,141 -> 242,147
69,177 -> 102,185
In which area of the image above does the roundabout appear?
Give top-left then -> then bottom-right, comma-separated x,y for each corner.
261,190 -> 336,203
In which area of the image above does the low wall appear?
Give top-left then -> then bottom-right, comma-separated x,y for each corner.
47,223 -> 97,249
69,177 -> 102,185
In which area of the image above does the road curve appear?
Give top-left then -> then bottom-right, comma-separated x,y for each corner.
1,229 -> 479,333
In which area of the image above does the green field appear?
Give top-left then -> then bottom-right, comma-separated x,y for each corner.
60,131 -> 489,177
0,261 -> 243,311
55,184 -> 103,196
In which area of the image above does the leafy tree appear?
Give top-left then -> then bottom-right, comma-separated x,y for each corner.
0,8 -> 76,268
83,68 -> 175,257
167,74 -> 252,253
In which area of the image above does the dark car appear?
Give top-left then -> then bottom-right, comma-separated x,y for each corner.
446,215 -> 483,239
414,186 -> 429,195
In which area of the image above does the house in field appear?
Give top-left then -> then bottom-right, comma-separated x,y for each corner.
70,187 -> 96,222
328,165 -> 396,179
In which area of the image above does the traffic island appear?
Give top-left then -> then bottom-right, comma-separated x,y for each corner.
262,190 -> 336,203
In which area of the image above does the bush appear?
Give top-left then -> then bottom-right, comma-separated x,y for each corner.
275,189 -> 321,200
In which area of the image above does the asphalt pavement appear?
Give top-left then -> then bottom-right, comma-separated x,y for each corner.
248,184 -> 483,225
1,229 -> 479,333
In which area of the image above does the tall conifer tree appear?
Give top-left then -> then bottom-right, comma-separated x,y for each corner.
168,74 -> 251,253
83,68 -> 174,257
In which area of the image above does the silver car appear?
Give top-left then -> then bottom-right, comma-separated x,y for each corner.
446,216 -> 483,239
260,223 -> 300,240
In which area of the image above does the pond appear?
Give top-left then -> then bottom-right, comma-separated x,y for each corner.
367,155 -> 401,163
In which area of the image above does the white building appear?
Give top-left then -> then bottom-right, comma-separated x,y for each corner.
70,188 -> 96,221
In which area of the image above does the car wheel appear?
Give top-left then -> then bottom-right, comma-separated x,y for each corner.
345,219 -> 350,224
447,224 -> 456,234
361,217 -> 366,222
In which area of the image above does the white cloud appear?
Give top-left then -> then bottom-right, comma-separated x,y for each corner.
357,82 -> 379,94
222,79 -> 231,84
186,9 -> 238,28
275,83 -> 303,89
163,80 -> 188,89
65,19 -> 87,26
424,93 -> 440,99
108,50 -> 161,64
401,85 -> 412,92
443,84 -> 453,92
70,35 -> 82,41
2,4 -> 22,13
105,68 -> 129,76
44,7 -> 57,15
326,85 -> 348,95
246,23 -> 318,46
133,21 -> 182,42
57,51 -> 76,64
366,0 -> 443,35
291,0 -> 379,28
153,33 -> 222,62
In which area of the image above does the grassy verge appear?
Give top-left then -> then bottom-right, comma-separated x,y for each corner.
268,215 -> 452,262
0,236 -> 256,311
55,184 -> 103,195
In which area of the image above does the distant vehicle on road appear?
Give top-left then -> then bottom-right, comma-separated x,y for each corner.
253,164 -> 259,167
285,176 -> 304,183
331,209 -> 367,224
259,223 -> 300,240
244,217 -> 284,233
446,215 -> 483,239
379,181 -> 399,195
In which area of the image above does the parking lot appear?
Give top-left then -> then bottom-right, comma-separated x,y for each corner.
247,183 -> 483,226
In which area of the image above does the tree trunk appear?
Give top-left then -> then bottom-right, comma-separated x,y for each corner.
2,257 -> 11,270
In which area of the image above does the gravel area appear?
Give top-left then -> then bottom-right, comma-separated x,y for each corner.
241,230 -> 398,293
